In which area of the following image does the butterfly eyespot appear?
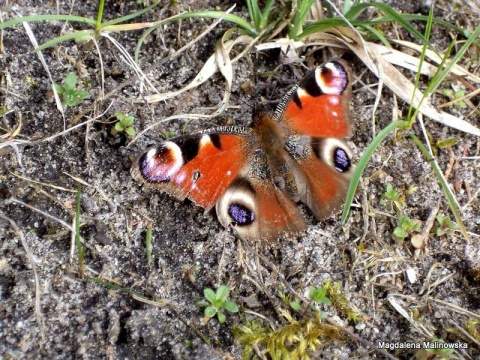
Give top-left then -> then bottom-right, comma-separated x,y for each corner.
316,61 -> 349,95
228,203 -> 255,226
312,138 -> 353,175
138,143 -> 184,183
333,148 -> 351,173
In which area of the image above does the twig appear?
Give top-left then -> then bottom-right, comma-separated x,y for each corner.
0,213 -> 45,343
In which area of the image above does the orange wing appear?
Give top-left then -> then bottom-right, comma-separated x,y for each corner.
131,128 -> 255,210
275,60 -> 352,138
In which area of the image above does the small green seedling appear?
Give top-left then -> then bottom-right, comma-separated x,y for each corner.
434,215 -> 457,237
182,263 -> 201,284
308,286 -> 331,306
289,299 -> 302,312
198,285 -> 238,323
392,215 -> 422,242
308,286 -> 331,319
441,88 -> 467,108
53,72 -> 90,106
159,129 -> 177,139
288,286 -> 331,319
114,112 -> 136,137
380,183 -> 405,211
425,338 -> 455,359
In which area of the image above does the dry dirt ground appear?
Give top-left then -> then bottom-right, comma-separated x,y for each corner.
0,1 -> 479,359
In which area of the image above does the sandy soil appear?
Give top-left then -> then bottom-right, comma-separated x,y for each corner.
0,1 -> 479,359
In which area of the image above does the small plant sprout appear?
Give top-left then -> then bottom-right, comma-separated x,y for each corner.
380,183 -> 405,211
441,88 -> 467,108
53,72 -> 90,106
198,285 -> 238,323
392,215 -> 422,242
289,299 -> 302,312
114,112 -> 136,137
434,215 -> 457,237
182,263 -> 201,284
425,338 -> 455,359
308,286 -> 331,319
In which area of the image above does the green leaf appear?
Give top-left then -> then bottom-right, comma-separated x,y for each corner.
76,90 -> 90,100
116,112 -> 125,121
441,88 -> 454,98
64,72 -> 77,89
289,300 -> 302,311
318,311 -> 328,319
436,138 -> 457,148
125,127 -> 136,137
115,122 -> 125,132
215,285 -> 230,302
222,301 -> 239,313
217,311 -> 226,324
122,115 -> 134,127
63,94 -> 77,106
393,227 -> 408,239
53,83 -> 64,94
196,299 -> 209,308
204,288 -> 216,304
204,306 -> 216,318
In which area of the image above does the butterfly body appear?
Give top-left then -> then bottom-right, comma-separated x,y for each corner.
131,60 -> 354,241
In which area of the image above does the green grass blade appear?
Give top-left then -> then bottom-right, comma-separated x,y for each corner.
407,23 -> 480,124
344,2 -> 429,44
96,0 -> 105,29
259,0 -> 275,30
342,120 -> 408,222
135,11 -> 254,61
0,14 -> 97,30
86,276 -> 148,298
246,0 -> 261,30
33,30 -> 95,53
297,18 -> 349,38
146,223 -> 153,264
290,0 -> 316,39
409,134 -> 469,242
424,24 -> 480,101
375,14 -> 468,38
406,6 -> 434,123
358,24 -> 391,47
99,1 -> 161,27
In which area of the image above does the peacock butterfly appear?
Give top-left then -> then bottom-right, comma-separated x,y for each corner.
131,60 -> 354,241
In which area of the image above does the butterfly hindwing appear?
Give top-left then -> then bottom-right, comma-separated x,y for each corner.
286,136 -> 354,219
215,152 -> 307,241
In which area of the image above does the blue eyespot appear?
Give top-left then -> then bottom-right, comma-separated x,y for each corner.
334,148 -> 350,172
228,204 -> 255,226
